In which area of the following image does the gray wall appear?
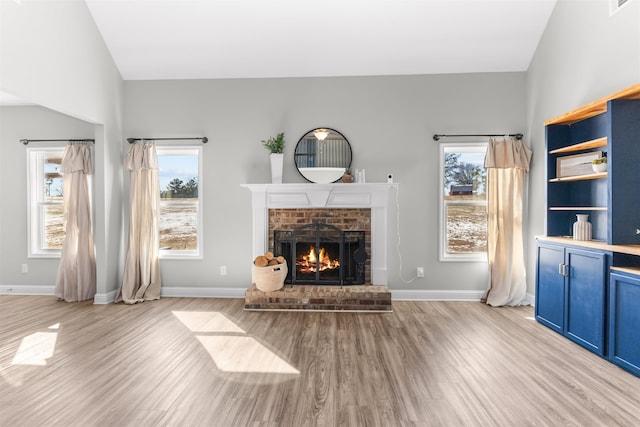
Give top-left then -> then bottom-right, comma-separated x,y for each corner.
0,0 -> 125,298
124,73 -> 526,292
524,0 -> 640,294
0,107 -> 95,288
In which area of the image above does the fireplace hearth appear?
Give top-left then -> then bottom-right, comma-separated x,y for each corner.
274,222 -> 366,285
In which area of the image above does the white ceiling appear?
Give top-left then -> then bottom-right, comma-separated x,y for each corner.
1,0 -> 556,105
0,92 -> 36,106
85,0 -> 558,81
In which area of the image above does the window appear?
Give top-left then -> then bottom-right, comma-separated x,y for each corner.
27,147 -> 65,257
156,146 -> 203,259
439,143 -> 487,261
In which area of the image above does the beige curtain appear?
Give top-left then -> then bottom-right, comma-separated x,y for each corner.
55,143 -> 96,302
483,137 -> 532,306
117,142 -> 162,304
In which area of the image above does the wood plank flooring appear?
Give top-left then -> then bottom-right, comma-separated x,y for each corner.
1,296 -> 639,426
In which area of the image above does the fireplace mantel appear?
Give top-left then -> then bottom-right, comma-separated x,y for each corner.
241,183 -> 396,284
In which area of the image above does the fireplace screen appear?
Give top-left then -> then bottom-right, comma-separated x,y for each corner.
273,223 -> 366,285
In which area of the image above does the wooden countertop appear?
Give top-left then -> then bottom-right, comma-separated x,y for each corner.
536,235 -> 640,257
611,266 -> 640,275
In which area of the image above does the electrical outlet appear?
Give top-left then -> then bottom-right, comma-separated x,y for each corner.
416,267 -> 424,278
220,265 -> 227,276
21,264 -> 28,274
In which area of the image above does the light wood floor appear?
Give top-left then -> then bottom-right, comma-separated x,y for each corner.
1,296 -> 639,426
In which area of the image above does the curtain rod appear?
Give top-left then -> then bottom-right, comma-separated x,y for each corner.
433,133 -> 523,141
127,137 -> 208,144
21,139 -> 95,145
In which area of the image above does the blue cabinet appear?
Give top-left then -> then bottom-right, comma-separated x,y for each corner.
535,241 -> 608,356
609,270 -> 640,376
539,85 -> 640,377
535,242 -> 565,333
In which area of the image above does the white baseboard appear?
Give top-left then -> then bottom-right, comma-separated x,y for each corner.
391,289 -> 485,301
526,292 -> 535,307
94,287 -> 246,304
161,286 -> 246,299
0,285 -> 54,296
93,289 -> 118,305
391,290 -> 536,305
0,284 -> 535,305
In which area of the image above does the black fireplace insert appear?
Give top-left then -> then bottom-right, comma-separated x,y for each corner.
273,222 -> 366,285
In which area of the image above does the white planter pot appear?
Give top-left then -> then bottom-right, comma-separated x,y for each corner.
270,153 -> 284,184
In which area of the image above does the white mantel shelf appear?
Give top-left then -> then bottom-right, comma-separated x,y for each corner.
241,182 -> 397,285
241,183 -> 396,208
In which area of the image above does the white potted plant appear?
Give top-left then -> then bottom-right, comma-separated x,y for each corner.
592,156 -> 607,173
262,132 -> 285,183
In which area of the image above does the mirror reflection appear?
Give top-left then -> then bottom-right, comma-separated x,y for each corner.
294,128 -> 352,183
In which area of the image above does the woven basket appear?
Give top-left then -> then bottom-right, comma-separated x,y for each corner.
253,260 -> 287,292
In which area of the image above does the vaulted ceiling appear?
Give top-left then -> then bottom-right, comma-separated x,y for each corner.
85,0 -> 557,80
1,0 -> 557,105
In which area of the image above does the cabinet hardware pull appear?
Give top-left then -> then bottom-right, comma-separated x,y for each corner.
558,263 -> 569,277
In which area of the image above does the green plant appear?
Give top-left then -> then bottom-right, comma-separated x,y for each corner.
262,132 -> 285,154
592,157 -> 607,164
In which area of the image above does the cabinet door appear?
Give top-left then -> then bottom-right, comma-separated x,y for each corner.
609,272 -> 640,376
535,243 -> 565,333
565,248 -> 607,356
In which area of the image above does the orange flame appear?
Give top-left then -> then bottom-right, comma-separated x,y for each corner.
298,245 -> 340,273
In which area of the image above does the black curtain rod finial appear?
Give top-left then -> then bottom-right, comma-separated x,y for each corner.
202,137 -> 208,143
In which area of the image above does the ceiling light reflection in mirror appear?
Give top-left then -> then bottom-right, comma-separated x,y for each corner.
294,127 -> 352,184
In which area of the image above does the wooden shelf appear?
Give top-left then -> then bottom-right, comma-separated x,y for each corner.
549,207 -> 607,211
549,172 -> 607,182
611,266 -> 640,276
549,137 -> 607,154
545,83 -> 640,125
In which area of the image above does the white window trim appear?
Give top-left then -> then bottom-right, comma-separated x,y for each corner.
27,146 -> 64,258
156,145 -> 203,260
439,142 -> 488,262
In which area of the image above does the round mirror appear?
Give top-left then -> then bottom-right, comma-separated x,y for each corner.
294,128 -> 352,183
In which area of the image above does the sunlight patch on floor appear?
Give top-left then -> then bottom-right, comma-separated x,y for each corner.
11,331 -> 58,366
196,335 -> 300,374
172,311 -> 246,333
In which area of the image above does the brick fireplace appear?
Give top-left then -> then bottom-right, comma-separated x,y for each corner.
241,183 -> 394,311
270,208 -> 371,285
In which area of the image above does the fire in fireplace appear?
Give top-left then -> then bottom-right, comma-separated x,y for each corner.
273,222 -> 366,285
299,245 -> 340,273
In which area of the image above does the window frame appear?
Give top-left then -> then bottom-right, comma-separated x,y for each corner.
439,142 -> 488,262
27,146 -> 66,258
156,145 -> 204,260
